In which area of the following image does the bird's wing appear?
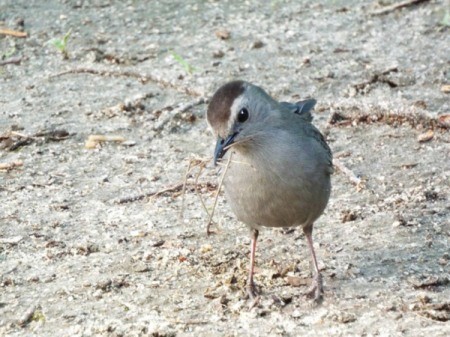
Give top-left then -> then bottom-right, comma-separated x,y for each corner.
279,99 -> 317,122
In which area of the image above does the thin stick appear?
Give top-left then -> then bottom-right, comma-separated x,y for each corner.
217,159 -> 253,167
148,182 -> 184,200
206,153 -> 232,236
10,131 -> 34,139
193,164 -> 211,218
333,159 -> 365,190
0,57 -> 23,66
154,98 -> 205,131
370,0 -> 430,16
179,156 -> 211,218
115,182 -> 183,204
0,161 -> 23,170
0,28 -> 27,38
222,132 -> 265,151
327,104 -> 449,131
180,158 -> 194,220
50,68 -> 203,97
17,305 -> 37,327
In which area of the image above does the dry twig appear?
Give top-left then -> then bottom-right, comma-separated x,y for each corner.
85,135 -> 125,149
328,104 -> 450,131
333,159 -> 365,190
17,305 -> 37,327
0,57 -> 23,66
370,0 -> 430,16
0,28 -> 27,38
50,68 -> 203,97
115,183 -> 184,204
179,156 -> 213,221
153,97 -> 205,131
206,153 -> 232,235
0,160 -> 23,171
116,153 -> 227,236
180,159 -> 195,219
192,162 -> 210,217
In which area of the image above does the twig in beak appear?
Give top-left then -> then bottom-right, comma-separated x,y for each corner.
206,152 -> 233,236
180,156 -> 211,221
193,162 -> 211,220
180,158 -> 194,221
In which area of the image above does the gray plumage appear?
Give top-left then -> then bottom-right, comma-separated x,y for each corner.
207,80 -> 332,302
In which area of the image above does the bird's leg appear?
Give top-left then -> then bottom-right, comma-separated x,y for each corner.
303,225 -> 323,303
247,228 -> 260,299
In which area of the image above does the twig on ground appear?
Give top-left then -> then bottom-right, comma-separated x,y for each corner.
0,161 -> 23,171
0,57 -> 23,66
370,0 -> 430,16
10,131 -> 37,139
115,182 -> 184,204
0,28 -> 27,38
153,97 -> 205,131
327,104 -> 450,130
17,305 -> 37,327
0,132 -> 34,151
168,319 -> 210,325
1,130 -> 71,151
333,159 -> 365,190
141,182 -> 184,201
50,67 -> 203,97
350,67 -> 398,95
85,135 -> 126,149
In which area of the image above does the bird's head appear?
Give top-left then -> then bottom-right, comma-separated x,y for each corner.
207,80 -> 278,165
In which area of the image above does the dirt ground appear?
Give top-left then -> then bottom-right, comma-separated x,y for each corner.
1,0 -> 449,336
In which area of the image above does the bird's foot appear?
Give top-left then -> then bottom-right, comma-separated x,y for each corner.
246,280 -> 260,300
206,222 -> 215,236
303,273 -> 323,304
246,281 -> 261,309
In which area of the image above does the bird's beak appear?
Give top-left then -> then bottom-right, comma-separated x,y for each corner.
214,133 -> 237,165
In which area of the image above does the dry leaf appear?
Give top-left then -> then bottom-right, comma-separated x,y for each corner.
200,244 -> 212,253
0,160 -> 23,170
417,130 -> 434,143
0,28 -> 27,38
85,135 -> 125,148
285,275 -> 309,287
441,84 -> 450,93
215,29 -> 230,40
438,114 -> 450,128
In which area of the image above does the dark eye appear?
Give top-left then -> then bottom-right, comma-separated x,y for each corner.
238,108 -> 249,123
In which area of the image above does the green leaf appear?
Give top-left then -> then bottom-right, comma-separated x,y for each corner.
49,38 -> 65,51
48,29 -> 72,53
3,47 -> 16,58
441,11 -> 450,27
62,29 -> 72,45
170,50 -> 195,74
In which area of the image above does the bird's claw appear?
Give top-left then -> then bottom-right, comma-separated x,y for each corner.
303,273 -> 323,304
246,282 -> 261,309
206,222 -> 215,236
246,281 -> 260,300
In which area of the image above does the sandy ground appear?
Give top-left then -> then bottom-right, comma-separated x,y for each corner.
1,0 -> 449,336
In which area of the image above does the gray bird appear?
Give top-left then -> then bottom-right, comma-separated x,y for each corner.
207,80 -> 333,302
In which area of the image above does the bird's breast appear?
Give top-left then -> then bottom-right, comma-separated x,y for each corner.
223,149 -> 331,229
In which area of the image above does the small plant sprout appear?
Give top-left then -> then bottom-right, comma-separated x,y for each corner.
49,29 -> 72,59
2,47 -> 17,59
170,50 -> 195,74
440,11 -> 450,27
